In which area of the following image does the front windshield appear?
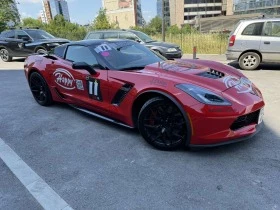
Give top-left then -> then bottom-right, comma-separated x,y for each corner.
25,30 -> 55,40
132,31 -> 154,43
91,41 -> 164,70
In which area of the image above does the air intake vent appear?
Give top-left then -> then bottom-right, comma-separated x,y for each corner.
197,69 -> 225,79
111,83 -> 133,105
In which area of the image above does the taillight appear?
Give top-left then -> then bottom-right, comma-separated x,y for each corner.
229,35 -> 236,47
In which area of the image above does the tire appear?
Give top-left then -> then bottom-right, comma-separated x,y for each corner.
29,72 -> 53,106
0,48 -> 12,62
36,47 -> 47,54
138,97 -> 188,150
239,52 -> 260,70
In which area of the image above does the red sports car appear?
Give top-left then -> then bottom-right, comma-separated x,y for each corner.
24,40 -> 265,150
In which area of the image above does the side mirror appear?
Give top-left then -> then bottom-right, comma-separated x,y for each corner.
72,62 -> 97,75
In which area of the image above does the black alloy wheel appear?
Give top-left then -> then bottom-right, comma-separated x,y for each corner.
0,48 -> 12,62
29,72 -> 53,106
138,97 -> 187,150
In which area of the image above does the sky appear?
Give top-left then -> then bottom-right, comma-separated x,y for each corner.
16,0 -> 157,25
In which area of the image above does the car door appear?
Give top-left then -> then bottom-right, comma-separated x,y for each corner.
1,30 -> 19,56
237,22 -> 263,52
260,21 -> 280,62
51,45 -> 111,115
14,30 -> 34,56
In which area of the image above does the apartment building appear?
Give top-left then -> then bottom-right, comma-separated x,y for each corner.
42,0 -> 70,23
103,0 -> 144,29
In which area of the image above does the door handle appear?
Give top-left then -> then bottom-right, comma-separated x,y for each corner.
264,41 -> 270,44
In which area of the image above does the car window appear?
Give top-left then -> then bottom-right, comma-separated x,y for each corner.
16,30 -> 31,40
264,21 -> 280,37
242,22 -> 264,36
87,32 -> 103,39
103,32 -> 118,39
54,45 -> 66,58
2,31 -> 15,38
65,45 -> 99,66
119,32 -> 138,41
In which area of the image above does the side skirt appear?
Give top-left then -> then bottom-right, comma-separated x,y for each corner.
69,104 -> 134,129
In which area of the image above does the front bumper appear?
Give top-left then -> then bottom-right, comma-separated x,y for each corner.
225,50 -> 242,61
184,100 -> 264,146
189,122 -> 263,148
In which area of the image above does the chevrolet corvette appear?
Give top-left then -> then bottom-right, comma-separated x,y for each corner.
24,39 -> 265,150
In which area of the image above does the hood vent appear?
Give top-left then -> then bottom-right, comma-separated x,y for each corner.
197,69 -> 225,79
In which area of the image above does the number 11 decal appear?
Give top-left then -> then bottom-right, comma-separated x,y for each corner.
87,78 -> 103,101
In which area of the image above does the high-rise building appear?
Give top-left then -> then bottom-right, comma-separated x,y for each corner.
42,0 -> 70,23
156,0 -> 170,26
102,0 -> 144,29
169,0 -> 224,26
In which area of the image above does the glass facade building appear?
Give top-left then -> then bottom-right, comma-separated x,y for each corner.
234,0 -> 280,15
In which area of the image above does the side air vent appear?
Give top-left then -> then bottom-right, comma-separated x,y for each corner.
111,83 -> 133,105
197,69 -> 225,79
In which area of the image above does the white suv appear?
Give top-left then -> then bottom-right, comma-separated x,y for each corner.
226,18 -> 280,70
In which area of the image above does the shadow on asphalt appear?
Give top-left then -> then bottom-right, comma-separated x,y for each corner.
228,61 -> 280,71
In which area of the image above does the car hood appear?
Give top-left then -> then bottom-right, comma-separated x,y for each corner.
139,59 -> 247,93
27,38 -> 69,46
145,41 -> 179,49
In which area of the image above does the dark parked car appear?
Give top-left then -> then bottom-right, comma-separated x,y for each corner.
0,28 -> 69,62
84,29 -> 182,60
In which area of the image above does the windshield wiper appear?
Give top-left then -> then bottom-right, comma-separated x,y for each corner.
119,66 -> 145,71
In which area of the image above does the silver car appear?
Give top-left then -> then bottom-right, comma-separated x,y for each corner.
226,18 -> 280,70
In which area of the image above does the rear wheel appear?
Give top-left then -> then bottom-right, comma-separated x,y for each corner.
0,48 -> 12,62
36,47 -> 47,54
29,72 -> 53,106
239,52 -> 260,70
138,97 -> 187,150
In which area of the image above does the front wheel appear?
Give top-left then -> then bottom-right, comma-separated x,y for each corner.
138,97 -> 188,150
0,48 -> 12,62
29,72 -> 53,106
239,52 -> 260,70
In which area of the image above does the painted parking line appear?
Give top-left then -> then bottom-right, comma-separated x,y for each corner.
0,137 -> 73,210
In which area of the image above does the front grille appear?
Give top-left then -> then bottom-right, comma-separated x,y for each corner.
197,69 -> 225,79
230,110 -> 260,130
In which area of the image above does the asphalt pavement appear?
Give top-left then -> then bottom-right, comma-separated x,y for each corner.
1,57 -> 280,210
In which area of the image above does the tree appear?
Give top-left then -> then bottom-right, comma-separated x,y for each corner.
167,25 -> 180,35
91,8 -> 111,30
22,18 -> 44,29
148,16 -> 162,34
0,0 -> 20,32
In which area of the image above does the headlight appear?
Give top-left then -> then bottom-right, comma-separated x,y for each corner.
176,84 -> 231,106
167,48 -> 177,52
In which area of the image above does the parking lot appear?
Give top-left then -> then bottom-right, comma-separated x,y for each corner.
1,57 -> 280,210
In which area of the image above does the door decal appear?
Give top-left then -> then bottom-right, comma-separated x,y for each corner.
53,68 -> 75,90
87,78 -> 102,101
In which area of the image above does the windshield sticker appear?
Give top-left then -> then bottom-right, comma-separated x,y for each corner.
223,76 -> 252,93
94,44 -> 112,53
53,68 -> 75,90
101,51 -> 110,57
87,78 -> 102,101
76,80 -> 84,90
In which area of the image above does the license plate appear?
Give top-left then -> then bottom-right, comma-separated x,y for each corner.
258,108 -> 264,124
